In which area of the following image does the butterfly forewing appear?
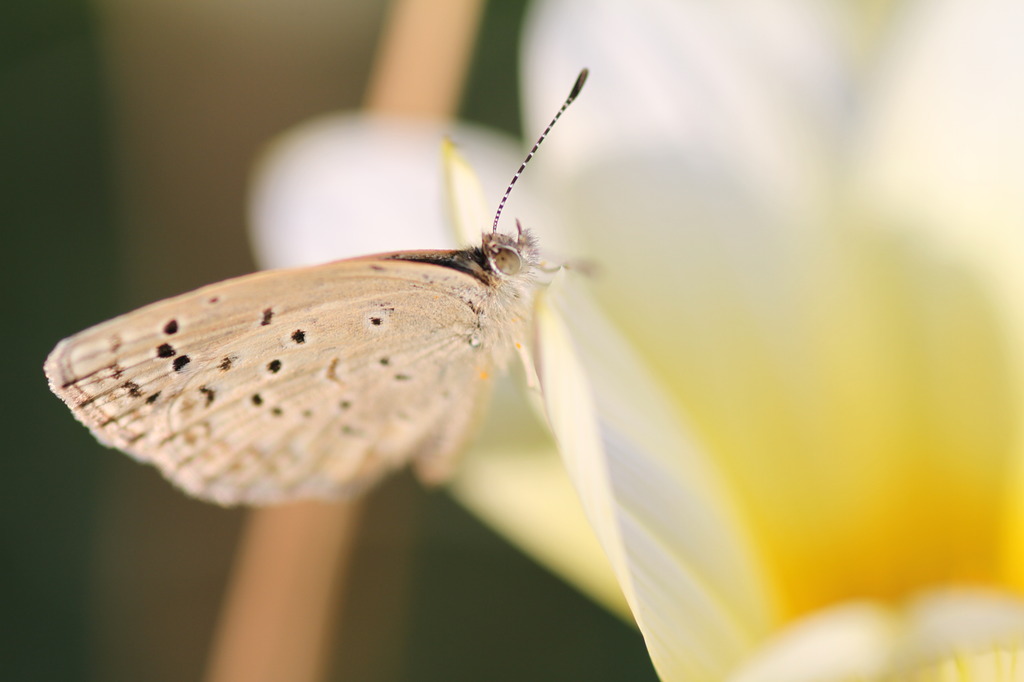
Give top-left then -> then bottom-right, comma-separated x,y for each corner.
45,257 -> 501,505
43,69 -> 591,506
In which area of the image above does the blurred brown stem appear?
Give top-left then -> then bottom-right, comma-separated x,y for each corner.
203,1 -> 483,681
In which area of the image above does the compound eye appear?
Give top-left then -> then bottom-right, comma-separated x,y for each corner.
491,246 -> 522,275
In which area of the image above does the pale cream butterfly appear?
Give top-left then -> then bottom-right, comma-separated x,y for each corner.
44,69 -> 588,506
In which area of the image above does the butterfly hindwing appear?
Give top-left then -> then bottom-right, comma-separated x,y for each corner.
45,257 -> 502,504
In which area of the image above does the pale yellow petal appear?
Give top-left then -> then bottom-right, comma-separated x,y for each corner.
551,150 -> 1017,618
729,602 -> 898,682
449,442 -> 629,616
855,0 -> 1024,267
844,0 -> 1024,593
731,590 -> 1024,682
449,379 -> 628,617
895,590 -> 1024,670
450,374 -> 626,614
911,648 -> 1024,682
440,138 -> 489,245
536,272 -> 774,680
850,0 -> 1024,422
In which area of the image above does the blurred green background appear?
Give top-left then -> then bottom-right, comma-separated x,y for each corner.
2,0 -> 657,680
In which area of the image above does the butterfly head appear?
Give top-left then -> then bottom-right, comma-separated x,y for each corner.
483,222 -> 539,278
482,69 -> 587,283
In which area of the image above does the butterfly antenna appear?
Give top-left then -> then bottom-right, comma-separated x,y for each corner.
492,68 -> 589,234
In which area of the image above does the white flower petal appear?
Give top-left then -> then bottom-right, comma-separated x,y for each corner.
521,0 -> 856,222
729,602 -> 898,682
249,115 -> 545,269
855,0 -> 1024,268
896,589 -> 1024,668
731,589 -> 1024,681
536,272 -> 774,680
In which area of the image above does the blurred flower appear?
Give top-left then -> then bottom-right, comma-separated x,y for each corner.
523,0 -> 1024,679
250,0 -> 1024,678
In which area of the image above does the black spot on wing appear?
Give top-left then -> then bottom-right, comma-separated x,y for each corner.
365,307 -> 394,329
164,319 -> 178,335
157,343 -> 176,358
172,355 -> 191,372
261,308 -> 274,326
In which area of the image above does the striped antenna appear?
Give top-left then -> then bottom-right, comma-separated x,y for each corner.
492,68 -> 589,233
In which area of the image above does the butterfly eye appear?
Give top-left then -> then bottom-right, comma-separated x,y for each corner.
490,245 -> 522,276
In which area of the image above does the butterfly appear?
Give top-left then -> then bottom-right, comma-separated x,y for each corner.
44,69 -> 588,506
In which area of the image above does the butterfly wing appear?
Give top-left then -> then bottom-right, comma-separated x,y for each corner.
45,257 -> 502,505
